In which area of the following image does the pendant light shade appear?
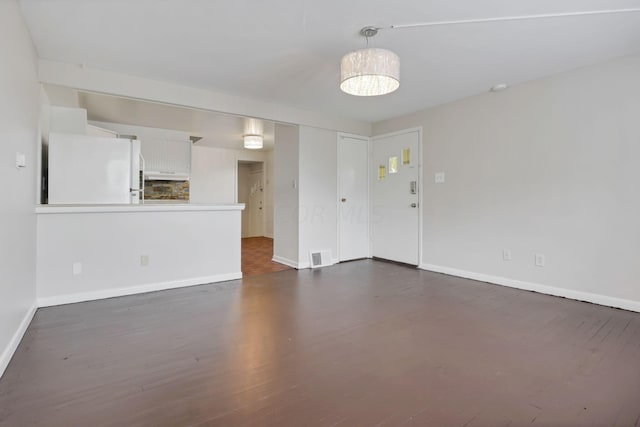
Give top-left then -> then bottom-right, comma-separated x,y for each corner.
244,134 -> 263,150
340,48 -> 400,96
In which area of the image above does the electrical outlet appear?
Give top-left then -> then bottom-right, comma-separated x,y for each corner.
72,262 -> 82,275
535,253 -> 545,267
502,249 -> 512,261
140,255 -> 149,266
15,152 -> 26,169
434,172 -> 445,184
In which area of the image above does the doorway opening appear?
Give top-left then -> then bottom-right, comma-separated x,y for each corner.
237,160 -> 290,276
238,160 -> 265,239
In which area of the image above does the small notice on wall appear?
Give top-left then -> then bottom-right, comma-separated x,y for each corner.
378,165 -> 386,181
402,148 -> 411,165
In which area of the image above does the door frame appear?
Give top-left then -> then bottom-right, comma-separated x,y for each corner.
336,132 -> 372,262
248,166 -> 265,237
236,159 -> 265,238
370,127 -> 423,266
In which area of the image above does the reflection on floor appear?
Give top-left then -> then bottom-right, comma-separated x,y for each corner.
242,237 -> 291,276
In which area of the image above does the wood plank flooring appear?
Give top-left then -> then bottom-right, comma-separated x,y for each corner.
1,260 -> 640,426
241,237 -> 291,277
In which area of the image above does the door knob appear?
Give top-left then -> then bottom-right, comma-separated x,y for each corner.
341,198 -> 347,202
410,203 -> 417,208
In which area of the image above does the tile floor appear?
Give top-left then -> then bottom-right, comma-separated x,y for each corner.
241,237 -> 291,276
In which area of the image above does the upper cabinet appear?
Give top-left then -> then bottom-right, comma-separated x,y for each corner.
50,106 -> 88,134
142,138 -> 191,179
87,124 -> 118,138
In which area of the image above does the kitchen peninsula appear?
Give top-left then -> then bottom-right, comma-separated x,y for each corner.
35,203 -> 244,307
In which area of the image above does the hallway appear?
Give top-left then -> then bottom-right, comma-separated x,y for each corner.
241,237 -> 291,276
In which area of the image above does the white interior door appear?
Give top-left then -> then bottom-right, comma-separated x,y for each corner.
338,135 -> 369,261
372,130 -> 420,265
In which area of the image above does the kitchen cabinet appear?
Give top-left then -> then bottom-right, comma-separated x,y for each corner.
50,106 -> 87,134
142,138 -> 191,179
87,124 -> 118,138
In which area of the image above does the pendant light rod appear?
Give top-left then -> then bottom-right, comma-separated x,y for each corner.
384,8 -> 640,30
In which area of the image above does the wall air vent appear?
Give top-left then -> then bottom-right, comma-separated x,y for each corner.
310,250 -> 333,269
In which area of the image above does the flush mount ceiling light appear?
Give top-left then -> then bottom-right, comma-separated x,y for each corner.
243,118 -> 264,150
490,83 -> 509,92
340,27 -> 400,97
243,135 -> 263,150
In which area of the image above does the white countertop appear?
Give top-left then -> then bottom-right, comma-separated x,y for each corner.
35,203 -> 245,214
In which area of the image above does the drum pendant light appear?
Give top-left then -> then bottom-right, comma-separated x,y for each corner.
340,27 -> 400,96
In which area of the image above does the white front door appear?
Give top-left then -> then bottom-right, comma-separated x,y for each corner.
372,130 -> 420,265
338,135 -> 369,261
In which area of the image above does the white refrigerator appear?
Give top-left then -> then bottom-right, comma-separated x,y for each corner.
48,132 -> 144,204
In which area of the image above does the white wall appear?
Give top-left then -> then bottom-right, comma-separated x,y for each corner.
373,54 -> 640,310
298,126 -> 338,267
36,208 -> 242,306
0,0 -> 39,376
273,124 -> 299,266
190,146 -> 271,205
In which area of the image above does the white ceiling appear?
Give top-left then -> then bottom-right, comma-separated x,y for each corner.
21,0 -> 640,122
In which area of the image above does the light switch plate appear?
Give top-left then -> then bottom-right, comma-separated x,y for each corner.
502,249 -> 512,261
535,253 -> 546,267
435,172 -> 445,183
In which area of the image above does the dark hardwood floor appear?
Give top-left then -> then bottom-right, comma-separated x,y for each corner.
1,260 -> 639,426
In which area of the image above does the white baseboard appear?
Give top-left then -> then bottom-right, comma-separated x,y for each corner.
297,258 -> 340,270
298,261 -> 310,269
37,272 -> 243,308
420,263 -> 640,313
272,255 -> 300,269
0,304 -> 37,379
274,252 -> 339,271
